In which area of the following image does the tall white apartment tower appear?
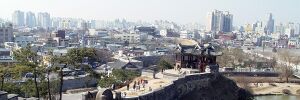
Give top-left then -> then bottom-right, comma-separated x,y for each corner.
26,11 -> 36,28
12,10 -> 25,27
37,12 -> 51,29
207,10 -> 232,32
222,11 -> 233,32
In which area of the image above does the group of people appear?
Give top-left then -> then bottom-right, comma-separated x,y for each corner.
122,79 -> 150,97
129,79 -> 147,91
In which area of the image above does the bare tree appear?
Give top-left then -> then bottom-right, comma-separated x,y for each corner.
95,49 -> 113,63
232,48 -> 245,65
278,50 -> 294,83
234,76 -> 253,93
228,48 -> 245,69
270,57 -> 277,71
217,48 -> 232,68
292,56 -> 300,72
244,58 -> 254,72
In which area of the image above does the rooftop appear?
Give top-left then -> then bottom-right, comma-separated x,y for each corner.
177,39 -> 198,46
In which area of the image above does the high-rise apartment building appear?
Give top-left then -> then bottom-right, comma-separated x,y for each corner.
207,10 -> 233,32
207,10 -> 223,32
25,11 -> 36,28
284,22 -> 295,37
266,13 -> 275,34
295,23 -> 300,35
222,11 -> 233,32
12,10 -> 25,27
254,21 -> 265,34
275,23 -> 284,35
0,22 -> 13,46
37,12 -> 51,29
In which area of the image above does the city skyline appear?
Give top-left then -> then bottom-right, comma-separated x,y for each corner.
0,0 -> 300,26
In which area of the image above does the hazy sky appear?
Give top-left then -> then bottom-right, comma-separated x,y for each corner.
0,0 -> 299,25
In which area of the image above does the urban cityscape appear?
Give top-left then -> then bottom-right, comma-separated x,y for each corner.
1,0 -> 300,100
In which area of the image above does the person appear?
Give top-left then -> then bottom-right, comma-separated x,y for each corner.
137,85 -> 140,90
149,87 -> 152,91
133,81 -> 136,90
124,92 -> 127,97
127,84 -> 130,90
111,84 -> 115,90
87,91 -> 93,99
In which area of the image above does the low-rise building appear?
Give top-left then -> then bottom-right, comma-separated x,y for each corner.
288,38 -> 299,48
106,44 -> 122,52
14,35 -> 37,47
113,30 -> 141,43
46,37 -> 69,47
0,22 -> 13,47
0,48 -> 15,64
0,48 -> 13,60
179,31 -> 200,39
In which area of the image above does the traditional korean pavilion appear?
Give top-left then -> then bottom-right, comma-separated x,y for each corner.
175,39 -> 222,72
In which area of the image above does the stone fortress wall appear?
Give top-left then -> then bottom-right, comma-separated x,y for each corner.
122,73 -> 215,100
96,72 -> 249,100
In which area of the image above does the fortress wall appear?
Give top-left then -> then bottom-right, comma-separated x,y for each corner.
121,73 -> 215,100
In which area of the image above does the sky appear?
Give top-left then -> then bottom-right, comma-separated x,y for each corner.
0,0 -> 299,25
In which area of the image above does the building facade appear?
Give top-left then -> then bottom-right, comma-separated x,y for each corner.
266,13 -> 275,34
25,11 -> 36,28
113,31 -> 141,43
222,11 -> 233,32
37,12 -> 51,29
0,22 -> 13,47
207,10 -> 233,32
14,35 -> 37,47
12,10 -> 25,27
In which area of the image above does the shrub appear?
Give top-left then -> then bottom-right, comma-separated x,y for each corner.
282,89 -> 291,94
98,69 -> 140,88
269,83 -> 277,87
